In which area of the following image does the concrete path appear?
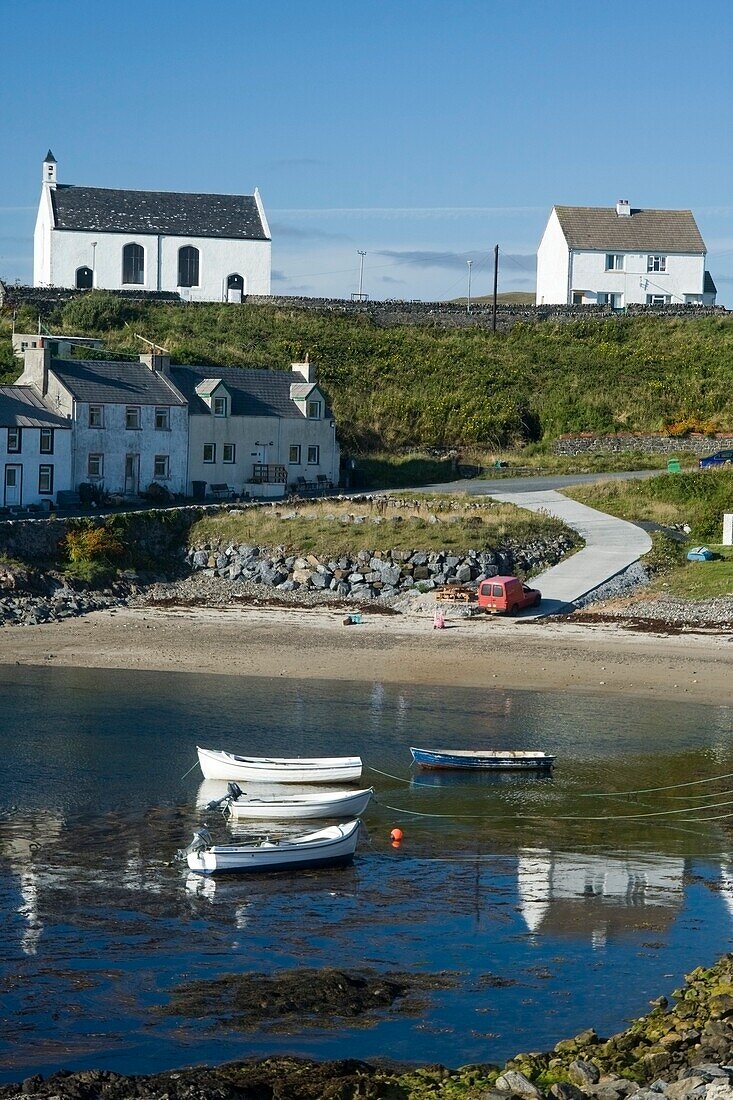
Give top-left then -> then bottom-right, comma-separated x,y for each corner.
417,468 -> 660,496
489,488 -> 652,616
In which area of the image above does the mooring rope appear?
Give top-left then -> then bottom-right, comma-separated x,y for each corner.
374,794 -> 733,822
577,770 -> 733,798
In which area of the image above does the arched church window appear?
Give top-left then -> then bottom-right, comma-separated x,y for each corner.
227,273 -> 244,290
122,242 -> 145,285
76,266 -> 93,289
178,246 -> 200,288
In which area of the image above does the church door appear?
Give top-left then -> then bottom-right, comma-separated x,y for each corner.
226,273 -> 244,303
76,266 -> 94,289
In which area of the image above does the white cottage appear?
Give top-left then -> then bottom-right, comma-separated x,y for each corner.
172,360 -> 340,498
17,345 -> 189,497
0,385 -> 72,508
34,152 -> 271,302
536,201 -> 716,307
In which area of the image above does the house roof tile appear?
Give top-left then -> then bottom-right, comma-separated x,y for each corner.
554,206 -> 706,253
171,365 -> 330,420
50,359 -> 187,405
0,385 -> 71,428
51,185 -> 269,240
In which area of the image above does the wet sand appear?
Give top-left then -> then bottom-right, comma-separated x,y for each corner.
0,604 -> 730,705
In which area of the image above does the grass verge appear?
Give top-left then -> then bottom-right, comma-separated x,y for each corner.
188,495 -> 576,558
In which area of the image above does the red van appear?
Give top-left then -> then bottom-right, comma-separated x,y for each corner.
476,575 -> 541,615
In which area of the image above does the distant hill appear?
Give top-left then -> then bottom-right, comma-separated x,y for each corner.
450,291 -> 536,305
1,293 -> 731,451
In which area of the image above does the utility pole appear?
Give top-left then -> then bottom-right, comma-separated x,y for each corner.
492,244 -> 499,332
466,259 -> 473,314
354,249 -> 365,301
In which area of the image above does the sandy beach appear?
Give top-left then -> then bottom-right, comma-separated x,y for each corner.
0,602 -> 730,704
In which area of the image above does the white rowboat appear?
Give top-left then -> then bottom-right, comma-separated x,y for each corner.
196,746 -> 363,784
226,787 -> 374,821
185,820 -> 361,875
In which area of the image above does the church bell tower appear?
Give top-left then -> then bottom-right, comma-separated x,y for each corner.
43,149 -> 57,187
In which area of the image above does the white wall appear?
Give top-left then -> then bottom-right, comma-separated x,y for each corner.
187,412 -> 340,493
569,250 -> 706,305
536,209 -> 570,304
38,227 -> 271,300
70,402 -> 189,495
1,424 -> 72,506
33,186 -> 54,286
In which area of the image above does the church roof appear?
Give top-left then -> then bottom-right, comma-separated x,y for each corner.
554,206 -> 706,253
171,365 -> 331,419
50,359 -> 188,405
50,185 -> 270,241
0,385 -> 70,428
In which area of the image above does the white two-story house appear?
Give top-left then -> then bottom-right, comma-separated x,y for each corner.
34,151 -> 271,302
0,385 -> 72,508
172,360 -> 340,498
536,201 -> 716,307
17,344 -> 189,496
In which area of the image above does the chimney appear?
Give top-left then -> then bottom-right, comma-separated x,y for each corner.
140,352 -> 170,375
292,355 -> 316,383
22,346 -> 51,396
616,199 -> 631,217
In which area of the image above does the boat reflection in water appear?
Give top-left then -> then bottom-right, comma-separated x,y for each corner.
517,848 -> 685,944
0,814 -> 64,957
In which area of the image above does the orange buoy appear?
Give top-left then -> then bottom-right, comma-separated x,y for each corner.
390,827 -> 404,842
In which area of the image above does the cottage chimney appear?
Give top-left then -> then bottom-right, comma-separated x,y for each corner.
140,352 -> 170,375
43,149 -> 57,188
21,346 -> 51,396
291,356 -> 316,383
616,199 -> 631,217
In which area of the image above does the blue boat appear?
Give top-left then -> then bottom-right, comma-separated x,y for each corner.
410,747 -> 555,771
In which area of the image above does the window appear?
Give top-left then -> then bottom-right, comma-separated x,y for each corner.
213,396 -> 227,417
223,444 -> 235,463
605,253 -> 624,271
122,242 -> 145,285
7,427 -> 21,453
40,428 -> 54,455
178,246 -> 200,287
289,444 -> 301,464
38,465 -> 54,495
153,455 -> 169,479
88,453 -> 104,478
203,443 -> 216,463
307,399 -> 322,419
307,445 -> 320,464
572,291 -> 584,305
88,405 -> 104,428
647,294 -> 670,306
155,407 -> 170,430
647,255 -> 667,272
125,406 -> 141,429
598,292 -> 622,309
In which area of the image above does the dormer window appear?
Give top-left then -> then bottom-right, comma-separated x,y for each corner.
213,396 -> 227,417
307,399 -> 322,419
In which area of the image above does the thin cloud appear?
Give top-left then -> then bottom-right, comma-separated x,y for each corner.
271,206 -> 545,220
269,221 -> 350,241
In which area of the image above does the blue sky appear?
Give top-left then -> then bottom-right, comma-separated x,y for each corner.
2,0 -> 733,303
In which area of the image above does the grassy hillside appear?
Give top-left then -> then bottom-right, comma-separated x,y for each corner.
2,294 -> 732,452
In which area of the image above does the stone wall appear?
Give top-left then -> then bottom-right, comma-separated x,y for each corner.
186,535 -> 575,601
2,282 -> 725,331
552,433 -> 733,456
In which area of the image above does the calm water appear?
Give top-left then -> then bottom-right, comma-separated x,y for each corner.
1,666 -> 732,1081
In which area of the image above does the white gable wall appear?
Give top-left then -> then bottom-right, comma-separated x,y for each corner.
1,424 -> 72,506
536,209 -> 570,304
39,229 -> 271,300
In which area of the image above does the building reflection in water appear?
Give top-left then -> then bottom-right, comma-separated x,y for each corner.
1,816 -> 64,957
517,847 -> 685,944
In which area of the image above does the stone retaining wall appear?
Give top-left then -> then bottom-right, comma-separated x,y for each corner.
552,433 -> 733,457
187,535 -> 575,601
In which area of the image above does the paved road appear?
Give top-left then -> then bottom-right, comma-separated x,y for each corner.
489,489 -> 652,615
400,468 -> 656,615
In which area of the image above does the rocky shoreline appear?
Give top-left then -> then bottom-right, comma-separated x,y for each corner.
5,956 -> 733,1099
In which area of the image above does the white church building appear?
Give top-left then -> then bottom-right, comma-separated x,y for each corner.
34,152 -> 271,302
536,201 -> 716,308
